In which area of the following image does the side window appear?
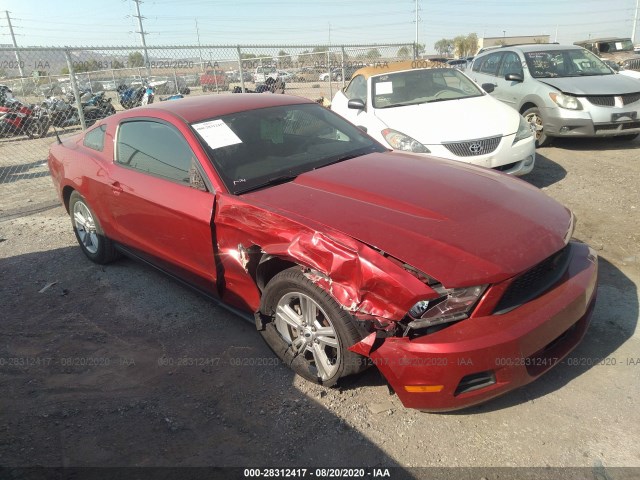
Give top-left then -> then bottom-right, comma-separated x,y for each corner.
344,75 -> 367,102
471,57 -> 485,72
83,124 -> 106,151
498,52 -> 524,77
479,53 -> 504,76
116,120 -> 197,186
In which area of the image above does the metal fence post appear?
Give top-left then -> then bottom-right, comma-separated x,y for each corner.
64,49 -> 87,130
327,50 -> 332,99
341,46 -> 346,88
173,69 -> 179,94
237,46 -> 246,93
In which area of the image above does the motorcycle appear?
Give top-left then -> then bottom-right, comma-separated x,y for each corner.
117,84 -> 144,109
0,99 -> 48,139
41,90 -> 116,129
232,75 -> 286,94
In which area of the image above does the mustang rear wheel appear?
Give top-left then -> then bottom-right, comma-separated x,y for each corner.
259,267 -> 368,386
69,191 -> 119,264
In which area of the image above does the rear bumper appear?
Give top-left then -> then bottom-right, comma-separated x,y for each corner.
364,241 -> 598,411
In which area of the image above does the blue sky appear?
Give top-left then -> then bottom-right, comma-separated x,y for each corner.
1,0 -> 638,51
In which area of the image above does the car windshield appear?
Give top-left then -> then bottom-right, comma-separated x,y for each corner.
191,103 -> 386,195
524,49 -> 613,78
371,68 -> 483,109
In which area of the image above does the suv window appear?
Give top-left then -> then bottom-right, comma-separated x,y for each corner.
344,75 -> 367,102
498,52 -> 523,77
116,120 -> 196,185
83,124 -> 106,151
478,52 -> 504,76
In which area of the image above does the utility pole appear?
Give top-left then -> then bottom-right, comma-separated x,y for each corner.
5,11 -> 25,77
132,0 -> 150,75
554,24 -> 559,43
415,0 -> 419,58
632,0 -> 639,44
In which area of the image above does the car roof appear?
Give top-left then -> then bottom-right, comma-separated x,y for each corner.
479,44 -> 583,54
137,94 -> 314,123
574,37 -> 631,44
352,60 -> 447,79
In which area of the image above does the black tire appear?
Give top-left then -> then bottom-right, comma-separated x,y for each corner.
258,267 -> 368,386
617,133 -> 639,141
69,191 -> 120,264
523,107 -> 551,148
26,119 -> 47,139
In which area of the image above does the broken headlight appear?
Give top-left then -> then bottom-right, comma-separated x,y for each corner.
408,285 -> 487,329
382,128 -> 430,153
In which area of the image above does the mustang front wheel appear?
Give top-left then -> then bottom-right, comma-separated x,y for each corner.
259,267 -> 368,386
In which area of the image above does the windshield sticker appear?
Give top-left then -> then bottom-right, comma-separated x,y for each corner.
192,119 -> 242,150
375,81 -> 393,95
615,42 -> 623,50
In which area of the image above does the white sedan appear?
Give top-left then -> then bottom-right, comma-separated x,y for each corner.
331,62 -> 536,175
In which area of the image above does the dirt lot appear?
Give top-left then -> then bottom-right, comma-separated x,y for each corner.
0,134 -> 639,475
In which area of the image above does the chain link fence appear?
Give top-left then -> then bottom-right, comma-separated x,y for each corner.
0,43 -> 415,217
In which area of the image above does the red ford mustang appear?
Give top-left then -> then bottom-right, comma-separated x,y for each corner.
48,94 -> 598,411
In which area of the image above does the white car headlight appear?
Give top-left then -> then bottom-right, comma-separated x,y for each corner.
381,128 -> 430,153
549,92 -> 582,110
513,115 -> 533,144
408,285 -> 487,329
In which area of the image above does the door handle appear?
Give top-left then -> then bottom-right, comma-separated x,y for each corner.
111,181 -> 123,195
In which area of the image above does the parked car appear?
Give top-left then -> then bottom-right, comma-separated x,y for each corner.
574,37 -> 640,71
602,59 -> 640,80
446,59 -> 469,70
468,44 -> 640,146
47,94 -> 597,412
331,61 -> 535,175
294,67 -> 324,82
200,69 -> 230,92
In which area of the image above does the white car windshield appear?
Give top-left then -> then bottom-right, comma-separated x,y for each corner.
524,49 -> 613,78
371,68 -> 483,109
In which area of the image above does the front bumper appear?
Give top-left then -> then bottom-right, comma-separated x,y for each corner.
543,102 -> 640,137
424,133 -> 536,176
362,241 -> 598,411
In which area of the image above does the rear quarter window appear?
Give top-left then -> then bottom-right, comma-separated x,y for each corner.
83,124 -> 106,151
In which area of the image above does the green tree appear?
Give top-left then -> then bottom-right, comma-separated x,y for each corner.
112,59 -> 125,69
128,51 -> 145,68
397,46 -> 411,59
434,39 -> 454,56
366,48 -> 382,60
453,33 -> 479,58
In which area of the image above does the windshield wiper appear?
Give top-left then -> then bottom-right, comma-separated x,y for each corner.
236,173 -> 298,194
319,152 -> 365,168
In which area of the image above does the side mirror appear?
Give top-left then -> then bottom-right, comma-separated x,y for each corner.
347,99 -> 366,110
505,73 -> 524,82
357,125 -> 368,133
481,83 -> 495,94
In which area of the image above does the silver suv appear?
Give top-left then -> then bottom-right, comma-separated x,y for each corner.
467,44 -> 640,146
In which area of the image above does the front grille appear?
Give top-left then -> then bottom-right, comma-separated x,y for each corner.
623,58 -> 640,71
442,135 -> 501,157
587,96 -> 615,107
586,93 -> 640,107
595,120 -> 640,133
494,244 -> 572,314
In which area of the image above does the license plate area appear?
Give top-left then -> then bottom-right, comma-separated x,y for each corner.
612,111 -> 637,122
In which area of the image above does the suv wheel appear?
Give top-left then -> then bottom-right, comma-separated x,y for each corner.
523,107 -> 551,147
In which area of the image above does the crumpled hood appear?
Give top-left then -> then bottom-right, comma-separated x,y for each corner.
243,152 -> 571,287
372,95 -> 518,144
539,75 -> 640,95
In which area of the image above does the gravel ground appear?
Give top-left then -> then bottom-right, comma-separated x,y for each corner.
0,134 -> 639,474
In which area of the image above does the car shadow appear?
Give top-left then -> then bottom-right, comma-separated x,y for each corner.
519,152 -> 566,189
0,160 -> 50,184
445,256 -> 637,415
0,246 -> 413,472
551,136 -> 639,151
